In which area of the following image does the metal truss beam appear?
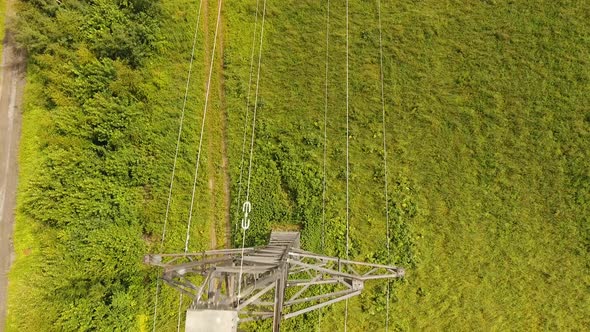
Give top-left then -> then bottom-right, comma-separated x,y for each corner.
145,232 -> 404,331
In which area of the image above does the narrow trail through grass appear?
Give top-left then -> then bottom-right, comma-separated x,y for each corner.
218,11 -> 232,249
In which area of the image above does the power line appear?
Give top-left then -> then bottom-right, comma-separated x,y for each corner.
176,294 -> 184,332
344,0 -> 350,330
238,0 -> 268,299
244,0 -> 267,203
184,0 -> 224,254
151,280 -> 162,332
345,0 -> 350,264
376,0 -> 392,330
177,0 -> 225,328
319,0 -> 330,331
160,0 -> 204,251
235,0 -> 261,234
152,0 -> 204,329
322,0 -> 330,263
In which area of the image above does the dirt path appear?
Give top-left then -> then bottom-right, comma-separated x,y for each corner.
217,10 -> 232,249
204,0 -> 231,250
201,0 -> 217,251
0,6 -> 26,331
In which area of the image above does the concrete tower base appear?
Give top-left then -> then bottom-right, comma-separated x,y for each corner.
185,309 -> 238,332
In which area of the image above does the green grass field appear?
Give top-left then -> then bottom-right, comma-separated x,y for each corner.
223,0 -> 589,330
6,0 -> 589,331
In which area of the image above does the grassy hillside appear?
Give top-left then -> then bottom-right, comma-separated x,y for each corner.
7,0 -> 589,331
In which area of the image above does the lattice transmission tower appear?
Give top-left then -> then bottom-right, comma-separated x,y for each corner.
145,232 -> 404,332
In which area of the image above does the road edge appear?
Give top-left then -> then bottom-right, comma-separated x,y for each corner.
0,0 -> 25,330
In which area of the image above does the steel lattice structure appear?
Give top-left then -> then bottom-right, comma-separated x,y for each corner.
145,232 -> 404,332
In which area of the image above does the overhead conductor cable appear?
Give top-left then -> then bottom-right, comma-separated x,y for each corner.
235,0 -> 261,234
344,0 -> 351,331
177,0 -> 225,329
319,0 -> 330,330
151,0 -> 204,330
238,0 -> 268,300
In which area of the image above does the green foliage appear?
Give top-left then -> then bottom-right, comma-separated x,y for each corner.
9,0 -> 231,330
8,0 -> 163,330
16,0 -> 159,67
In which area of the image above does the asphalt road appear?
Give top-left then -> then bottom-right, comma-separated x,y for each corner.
0,22 -> 25,331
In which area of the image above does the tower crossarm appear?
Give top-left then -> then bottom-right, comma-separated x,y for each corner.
145,232 -> 404,331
